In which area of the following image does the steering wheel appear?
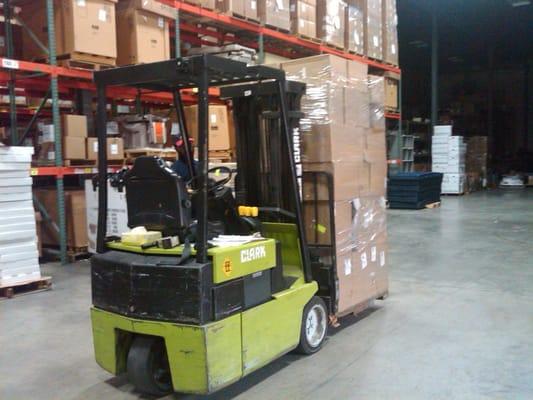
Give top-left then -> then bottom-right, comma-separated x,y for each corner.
189,166 -> 233,193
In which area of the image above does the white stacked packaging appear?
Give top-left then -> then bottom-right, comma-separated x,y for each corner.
432,125 -> 466,194
0,146 -> 41,286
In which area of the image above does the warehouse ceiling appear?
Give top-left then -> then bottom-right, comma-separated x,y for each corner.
398,0 -> 533,72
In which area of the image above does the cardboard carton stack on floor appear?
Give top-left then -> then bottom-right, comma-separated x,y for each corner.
0,147 -> 41,286
465,136 -> 488,192
432,125 -> 466,194
21,0 -> 118,66
34,188 -> 88,249
116,0 -> 175,66
281,54 -> 388,316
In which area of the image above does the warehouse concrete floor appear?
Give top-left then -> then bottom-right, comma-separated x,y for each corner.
1,190 -> 532,400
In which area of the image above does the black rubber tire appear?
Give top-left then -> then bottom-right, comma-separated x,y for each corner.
127,336 -> 173,396
294,296 -> 329,355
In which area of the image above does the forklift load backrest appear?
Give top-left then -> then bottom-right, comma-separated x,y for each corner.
123,156 -> 191,236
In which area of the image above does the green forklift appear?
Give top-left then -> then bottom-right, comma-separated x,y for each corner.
91,55 -> 337,396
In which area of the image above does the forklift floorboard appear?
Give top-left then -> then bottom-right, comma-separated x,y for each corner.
1,190 -> 532,400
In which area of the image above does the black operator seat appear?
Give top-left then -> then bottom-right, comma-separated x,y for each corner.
123,156 -> 192,237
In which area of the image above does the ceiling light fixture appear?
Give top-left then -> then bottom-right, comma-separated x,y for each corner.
506,0 -> 531,7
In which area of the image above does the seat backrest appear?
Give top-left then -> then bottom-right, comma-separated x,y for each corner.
124,156 -> 191,235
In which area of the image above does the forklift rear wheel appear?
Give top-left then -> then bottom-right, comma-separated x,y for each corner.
295,296 -> 328,355
127,336 -> 173,396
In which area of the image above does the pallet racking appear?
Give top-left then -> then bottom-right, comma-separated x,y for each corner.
0,0 -> 401,263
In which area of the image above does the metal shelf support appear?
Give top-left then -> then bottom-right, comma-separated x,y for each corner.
46,0 -> 68,264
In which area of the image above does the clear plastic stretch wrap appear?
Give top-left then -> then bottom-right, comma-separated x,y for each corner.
365,0 -> 383,60
259,0 -> 290,31
382,0 -> 399,65
317,0 -> 346,48
345,0 -> 364,55
281,54 -> 388,315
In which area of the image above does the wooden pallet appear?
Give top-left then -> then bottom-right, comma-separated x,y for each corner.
63,159 -> 96,167
296,34 -> 322,44
324,42 -> 345,51
425,201 -> 441,209
43,246 -> 91,263
265,23 -> 291,34
57,52 -> 116,71
208,150 -> 234,162
231,12 -> 260,24
0,276 -> 52,299
125,148 -> 177,162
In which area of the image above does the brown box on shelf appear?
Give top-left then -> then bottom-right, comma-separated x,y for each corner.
317,0 -> 346,48
34,189 -> 88,249
21,0 -> 117,62
183,105 -> 232,151
382,0 -> 398,65
385,77 -> 398,110
345,0 -> 365,54
61,115 -> 88,138
37,142 -> 56,163
290,0 -> 317,38
218,0 -> 258,20
116,0 -> 173,65
186,0 -> 217,9
87,138 -> 124,161
364,0 -> 383,60
258,0 -> 290,31
63,136 -> 86,160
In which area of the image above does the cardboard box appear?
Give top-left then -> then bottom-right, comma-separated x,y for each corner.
184,105 -> 232,151
61,115 -> 88,138
303,162 -> 364,201
116,0 -> 172,65
22,0 -> 118,61
303,200 -> 356,246
317,0 -> 346,48
385,77 -> 398,110
63,136 -> 86,160
382,0 -> 398,65
290,0 -> 317,38
33,189 -> 88,248
258,0 -> 290,31
364,0 -> 383,60
87,138 -> 124,161
345,0 -> 364,54
186,0 -> 217,9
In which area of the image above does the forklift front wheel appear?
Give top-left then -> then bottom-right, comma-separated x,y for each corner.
295,296 -> 328,355
127,336 -> 173,396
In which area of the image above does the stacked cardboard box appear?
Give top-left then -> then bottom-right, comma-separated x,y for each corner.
259,0 -> 291,31
317,0 -> 346,48
187,0 -> 217,9
345,0 -> 365,54
382,0 -> 398,65
183,105 -> 234,152
21,0 -> 118,65
34,189 -> 88,249
290,0 -> 317,38
217,0 -> 259,20
0,147 -> 41,286
364,0 -> 383,60
116,0 -> 174,65
37,115 -> 88,164
282,54 -> 388,316
465,136 -> 488,191
432,126 -> 466,194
